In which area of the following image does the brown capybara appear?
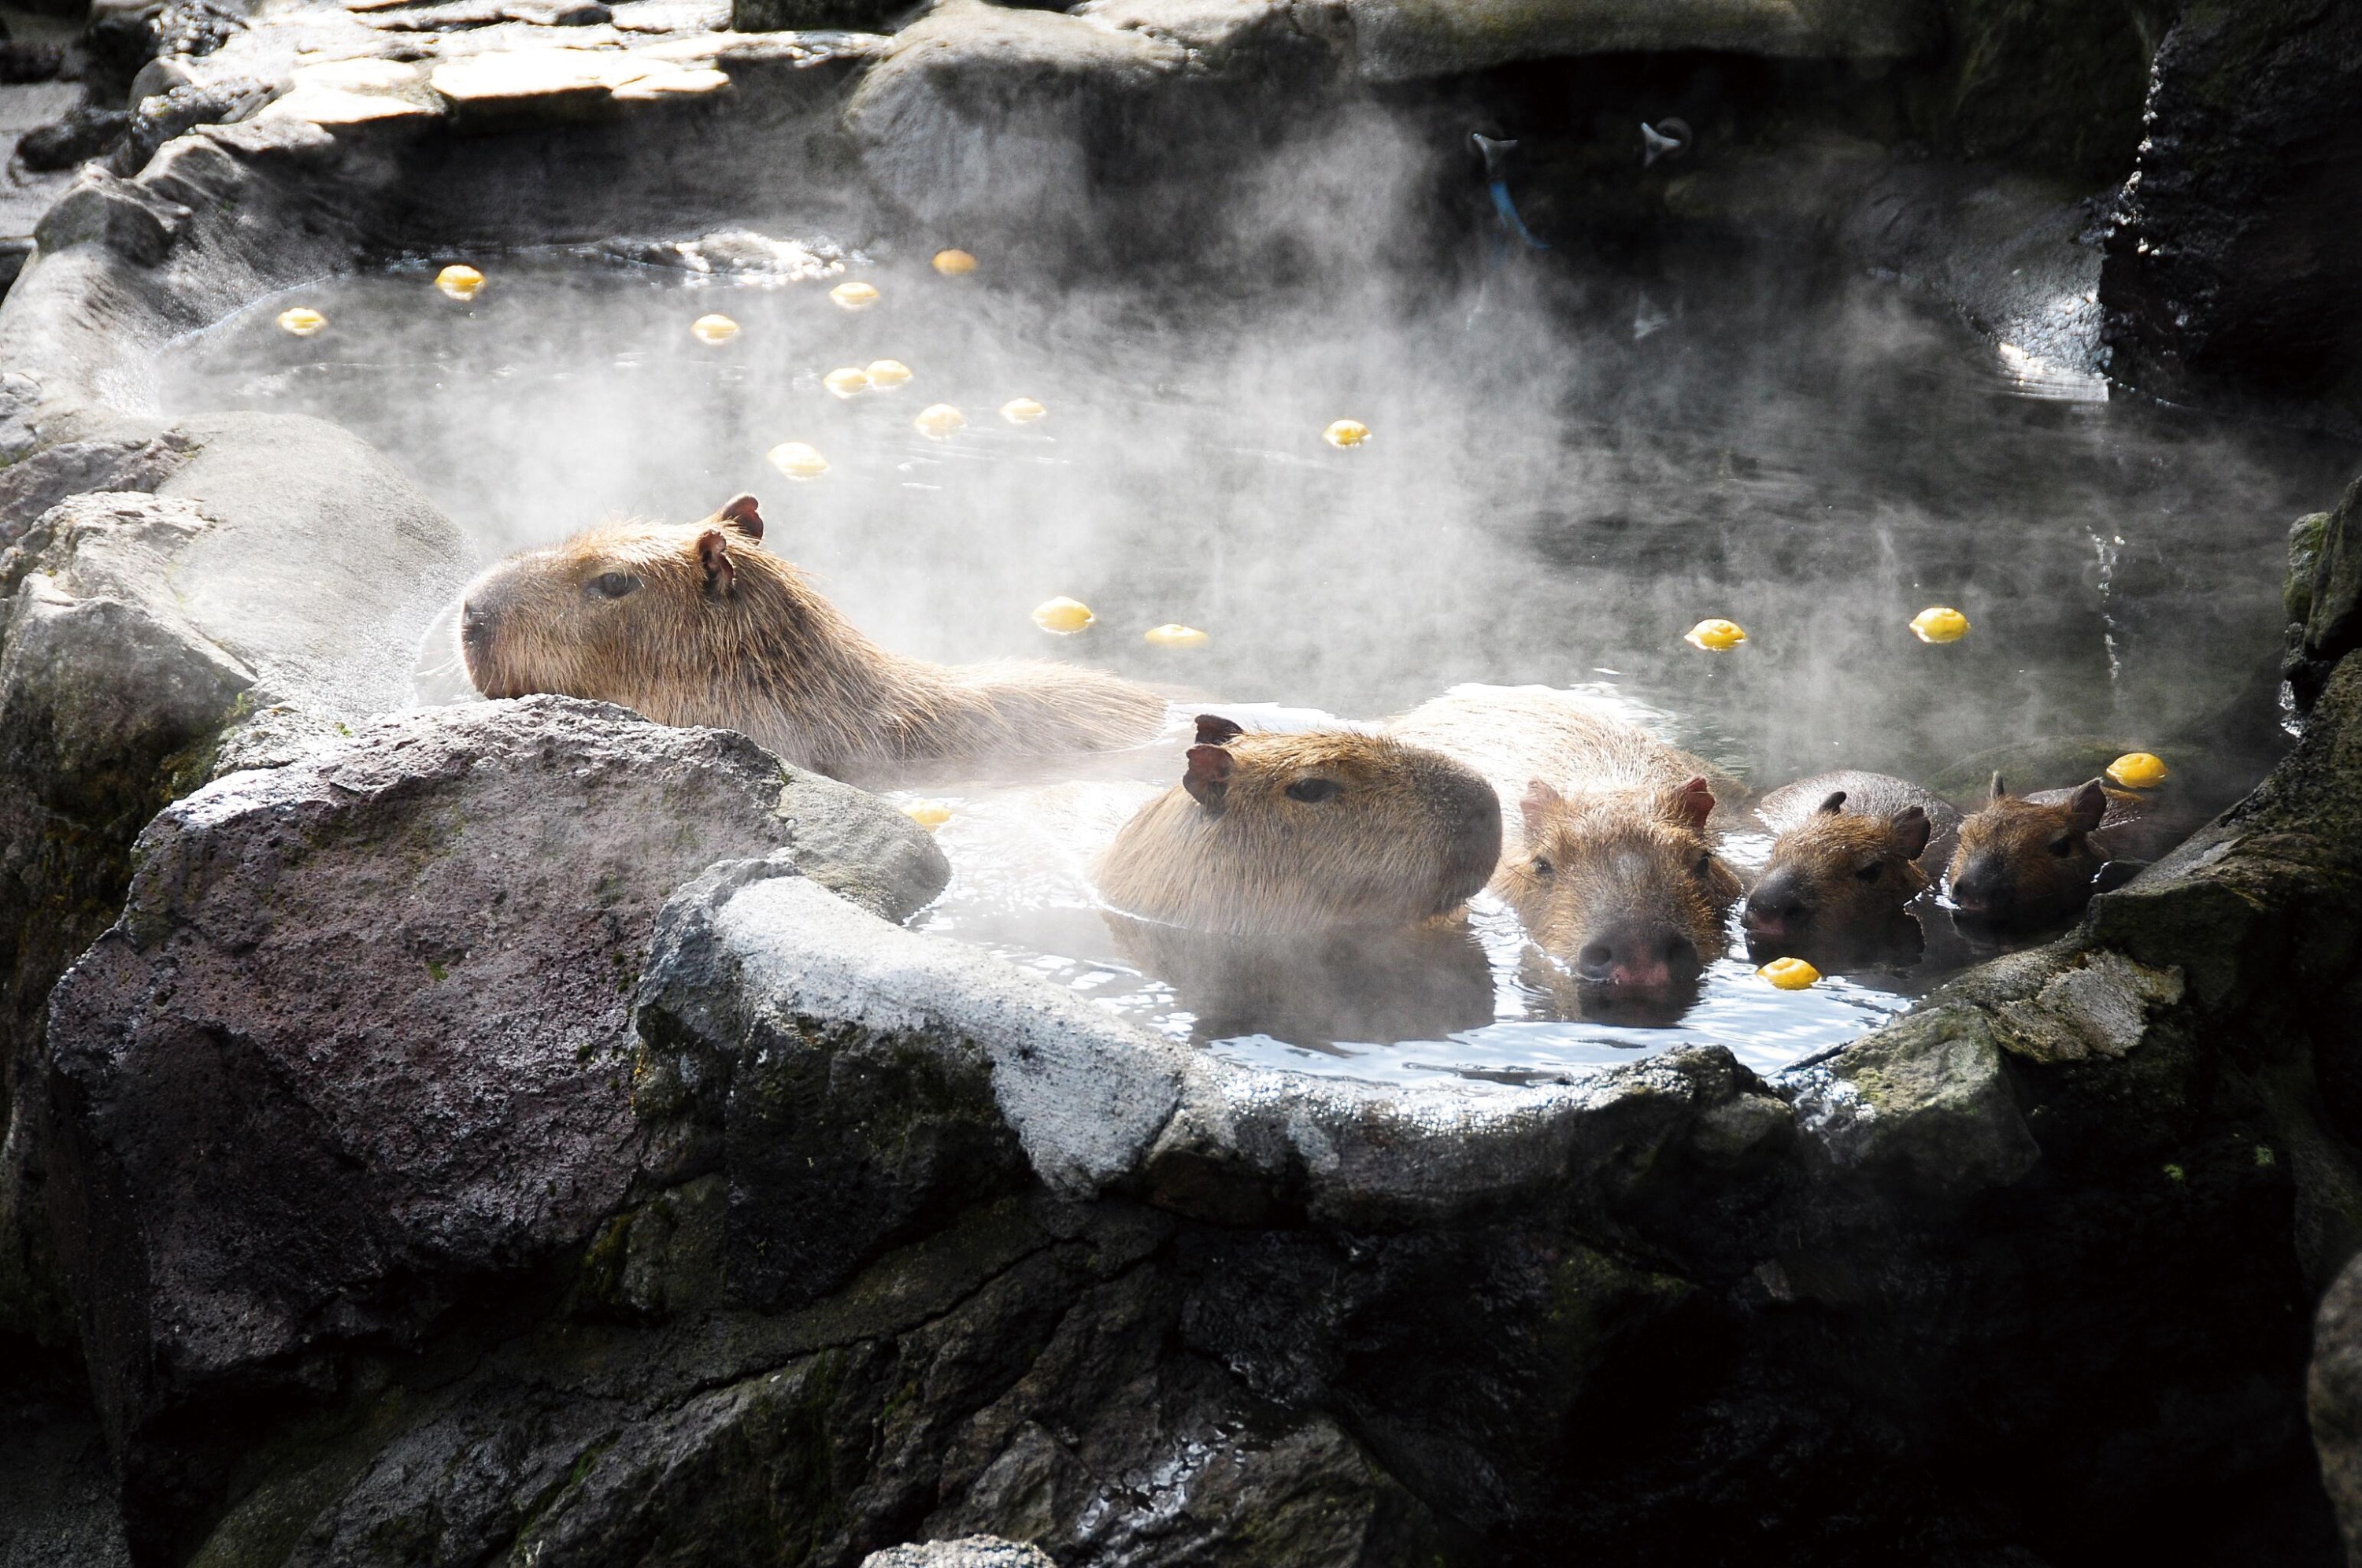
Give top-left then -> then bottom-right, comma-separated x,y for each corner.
1744,771 -> 1962,959
457,495 -> 1169,784
1946,774 -> 2150,929
1090,715 -> 1501,937
1387,686 -> 1743,1015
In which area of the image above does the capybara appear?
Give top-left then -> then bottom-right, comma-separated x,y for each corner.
1105,917 -> 1497,1048
1946,774 -> 2150,929
1388,686 -> 1742,1014
457,495 -> 1169,784
1744,771 -> 1961,959
1090,715 -> 1501,937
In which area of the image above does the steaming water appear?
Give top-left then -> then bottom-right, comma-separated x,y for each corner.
160,241 -> 2353,1084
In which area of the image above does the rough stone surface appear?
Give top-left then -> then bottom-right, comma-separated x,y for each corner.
2292,476 -> 2362,710
39,696 -> 945,1562
2316,1252 -> 2362,1568
0,416 -> 471,1348
2100,0 -> 2362,414
860,1539 -> 1053,1568
1347,0 -> 1940,81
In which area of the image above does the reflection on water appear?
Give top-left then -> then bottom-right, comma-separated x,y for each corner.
160,242 -> 2355,1082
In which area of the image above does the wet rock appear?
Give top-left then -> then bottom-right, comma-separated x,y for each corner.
1932,0 -> 2171,183
844,0 -> 1186,227
16,106 -> 129,173
1798,1002 -> 2040,1197
2291,477 -> 2362,711
0,413 -> 471,1348
109,77 -> 278,178
2101,0 -> 2362,412
2312,1250 -> 2362,1566
860,1540 -> 1053,1568
38,696 -> 944,1560
1346,0 -> 1940,83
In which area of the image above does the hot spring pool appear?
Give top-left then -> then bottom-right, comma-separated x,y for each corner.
159,237 -> 2356,1082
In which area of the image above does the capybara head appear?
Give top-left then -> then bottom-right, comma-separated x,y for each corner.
1946,774 -> 2108,928
1496,775 -> 1742,1016
1091,716 -> 1502,937
1745,790 -> 1936,956
460,494 -> 773,714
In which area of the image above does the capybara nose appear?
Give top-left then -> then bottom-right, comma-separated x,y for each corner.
461,601 -> 494,653
1578,927 -> 1698,994
1743,890 -> 1805,937
1951,856 -> 2005,915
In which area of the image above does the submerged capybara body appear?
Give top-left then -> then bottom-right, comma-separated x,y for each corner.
1091,715 -> 1501,937
457,496 -> 1168,784
1745,771 -> 1961,959
1388,686 -> 1742,1012
1945,774 -> 2151,929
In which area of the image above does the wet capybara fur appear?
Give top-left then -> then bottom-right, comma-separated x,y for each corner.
1946,774 -> 2147,929
458,496 -> 1169,784
1746,771 -> 1961,960
1091,715 -> 1501,937
1390,686 -> 1742,1015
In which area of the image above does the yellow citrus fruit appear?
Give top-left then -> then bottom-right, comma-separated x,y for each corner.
1323,419 -> 1371,448
766,442 -> 828,480
914,403 -> 967,439
901,800 -> 953,830
932,249 -> 978,276
1758,956 -> 1820,990
1685,618 -> 1746,652
823,366 -> 870,398
1143,623 -> 1208,648
690,313 -> 739,345
2107,752 -> 2168,789
1000,398 -> 1047,424
830,281 -> 879,310
1911,606 -> 1971,644
1031,597 -> 1095,634
435,264 -> 484,301
864,359 -> 913,388
276,306 -> 327,337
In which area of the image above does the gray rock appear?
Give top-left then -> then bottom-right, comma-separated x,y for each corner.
844,0 -> 1187,225
1346,0 -> 1940,83
861,1539 -> 1053,1568
2316,1251 -> 2362,1567
38,695 -> 946,1544
1795,1002 -> 2042,1198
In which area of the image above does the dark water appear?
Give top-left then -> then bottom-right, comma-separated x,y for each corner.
158,241 -> 2354,1082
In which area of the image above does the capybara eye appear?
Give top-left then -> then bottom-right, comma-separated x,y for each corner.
1285,778 -> 1342,804
1694,852 -> 1713,876
1855,862 -> 1883,882
589,571 -> 642,600
1531,856 -> 1554,878
2047,836 -> 2077,857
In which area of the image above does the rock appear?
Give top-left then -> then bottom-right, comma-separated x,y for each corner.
1797,1002 -> 2042,1197
38,696 -> 945,1559
109,77 -> 279,178
2294,510 -> 2334,625
2100,0 -> 2362,413
0,415 -> 472,1347
861,1537 -> 1054,1568
16,107 -> 130,173
635,858 -> 1179,1307
843,0 -> 1187,227
2314,1252 -> 2362,1566
1932,0 -> 2170,183
1346,0 -> 1940,83
2291,477 -> 2362,710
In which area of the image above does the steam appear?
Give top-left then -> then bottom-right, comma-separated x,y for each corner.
154,101 -> 2353,1072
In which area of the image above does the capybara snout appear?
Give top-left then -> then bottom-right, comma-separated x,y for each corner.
1576,919 -> 1703,995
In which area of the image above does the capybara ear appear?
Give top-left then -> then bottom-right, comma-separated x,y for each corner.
712,494 -> 765,541
1671,776 -> 1716,834
1193,714 -> 1245,748
1892,804 -> 1932,860
1816,790 -> 1848,817
1183,744 -> 1234,814
1519,778 -> 1564,836
695,528 -> 735,595
2066,779 -> 2108,832
1987,771 -> 2008,804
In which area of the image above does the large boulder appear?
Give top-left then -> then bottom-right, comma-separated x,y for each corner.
38,697 -> 946,1562
2100,0 -> 2362,412
1345,0 -> 1939,82
2315,1252 -> 2362,1567
0,412 -> 471,1348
